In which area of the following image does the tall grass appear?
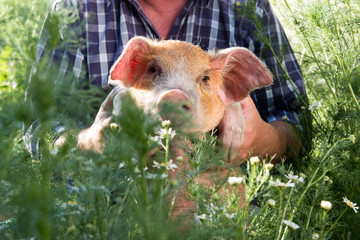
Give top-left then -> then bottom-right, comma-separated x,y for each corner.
0,0 -> 359,239
272,0 -> 360,237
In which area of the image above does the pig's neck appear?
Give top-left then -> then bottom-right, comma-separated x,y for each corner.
137,0 -> 187,39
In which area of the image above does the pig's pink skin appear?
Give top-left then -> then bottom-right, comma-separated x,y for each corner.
157,89 -> 193,116
156,89 -> 194,126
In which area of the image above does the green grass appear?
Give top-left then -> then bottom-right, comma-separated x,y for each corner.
1,0 -> 359,239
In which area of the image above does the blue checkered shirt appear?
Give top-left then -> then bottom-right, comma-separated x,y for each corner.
24,0 -> 306,159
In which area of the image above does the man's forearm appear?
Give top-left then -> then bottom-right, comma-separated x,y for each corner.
258,121 -> 301,163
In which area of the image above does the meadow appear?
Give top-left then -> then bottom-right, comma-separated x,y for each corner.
0,0 -> 359,239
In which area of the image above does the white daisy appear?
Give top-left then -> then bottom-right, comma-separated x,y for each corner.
194,213 -> 207,225
224,212 -> 235,219
285,174 -> 305,184
153,159 -> 178,171
205,203 -> 219,215
156,127 -> 176,140
308,102 -> 321,111
270,179 -> 296,189
119,162 -> 125,169
343,197 -> 359,213
227,176 -> 244,185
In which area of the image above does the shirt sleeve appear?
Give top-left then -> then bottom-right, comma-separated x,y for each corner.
23,0 -> 88,159
248,0 -> 307,126
37,0 -> 87,84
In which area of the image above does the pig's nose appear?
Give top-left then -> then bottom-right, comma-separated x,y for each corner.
156,89 -> 193,121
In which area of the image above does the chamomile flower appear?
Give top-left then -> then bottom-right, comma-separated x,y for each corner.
343,197 -> 359,213
270,179 -> 296,189
227,176 -> 244,185
205,203 -> 219,215
285,174 -> 305,184
308,102 -> 321,111
224,212 -> 235,219
68,200 -> 78,206
194,213 -> 207,225
153,159 -> 178,171
283,219 -> 300,230
156,127 -> 176,140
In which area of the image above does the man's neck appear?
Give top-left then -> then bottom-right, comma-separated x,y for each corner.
137,0 -> 188,39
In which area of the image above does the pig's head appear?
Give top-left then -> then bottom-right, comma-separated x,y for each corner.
108,36 -> 272,133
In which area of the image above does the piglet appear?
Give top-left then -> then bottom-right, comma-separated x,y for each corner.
108,36 -> 272,160
77,36 -> 274,223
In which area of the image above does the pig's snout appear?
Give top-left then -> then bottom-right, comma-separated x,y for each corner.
156,89 -> 193,122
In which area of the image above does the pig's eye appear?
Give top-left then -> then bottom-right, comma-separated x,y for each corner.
202,75 -> 210,83
147,63 -> 158,74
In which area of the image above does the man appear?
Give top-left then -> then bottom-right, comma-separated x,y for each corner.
25,0 -> 306,163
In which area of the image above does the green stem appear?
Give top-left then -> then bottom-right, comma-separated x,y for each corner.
305,205 -> 314,230
165,133 -> 170,163
168,161 -> 182,219
283,137 -> 352,235
325,208 -> 348,236
320,210 -> 327,238
275,190 -> 284,240
348,81 -> 360,115
279,188 -> 295,240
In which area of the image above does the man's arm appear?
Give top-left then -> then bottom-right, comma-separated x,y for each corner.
230,0 -> 306,162
238,96 -> 301,163
23,0 -> 89,159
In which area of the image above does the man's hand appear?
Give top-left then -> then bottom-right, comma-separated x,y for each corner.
238,96 -> 301,163
218,95 -> 301,164
77,86 -> 124,153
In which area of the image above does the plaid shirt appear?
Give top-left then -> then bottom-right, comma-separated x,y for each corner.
25,0 -> 306,159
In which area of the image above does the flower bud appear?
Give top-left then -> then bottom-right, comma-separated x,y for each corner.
267,199 -> 276,207
250,156 -> 260,165
320,200 -> 332,210
176,156 -> 184,163
265,163 -> 274,170
162,120 -> 171,128
312,233 -> 320,239
110,123 -> 119,130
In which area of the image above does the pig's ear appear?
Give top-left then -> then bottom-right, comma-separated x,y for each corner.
109,37 -> 151,86
210,47 -> 273,105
